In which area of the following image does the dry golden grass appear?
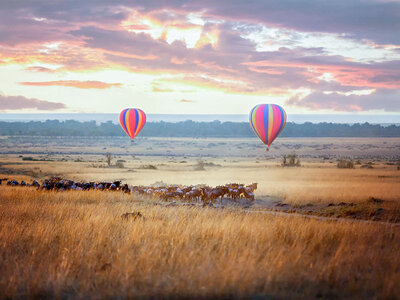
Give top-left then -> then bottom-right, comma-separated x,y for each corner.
2,153 -> 400,205
1,186 -> 399,299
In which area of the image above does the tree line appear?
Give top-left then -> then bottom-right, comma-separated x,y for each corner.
0,120 -> 399,137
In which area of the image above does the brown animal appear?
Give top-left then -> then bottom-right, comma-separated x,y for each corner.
245,183 -> 258,192
121,211 -> 143,220
209,186 -> 229,203
242,189 -> 255,202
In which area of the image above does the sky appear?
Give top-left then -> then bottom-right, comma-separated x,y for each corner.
0,0 -> 399,115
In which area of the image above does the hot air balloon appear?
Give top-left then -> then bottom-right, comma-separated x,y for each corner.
249,104 -> 286,151
119,108 -> 146,141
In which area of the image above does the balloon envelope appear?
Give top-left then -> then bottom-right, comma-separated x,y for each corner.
249,104 -> 286,147
119,108 -> 146,140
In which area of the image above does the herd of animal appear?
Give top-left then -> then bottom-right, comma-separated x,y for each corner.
1,177 -> 257,204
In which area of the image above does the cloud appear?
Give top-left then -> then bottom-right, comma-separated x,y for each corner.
152,85 -> 173,93
181,0 -> 400,44
180,99 -> 196,103
19,80 -> 121,89
25,66 -> 56,73
287,89 -> 400,112
0,1 -> 399,113
0,1 -> 399,48
243,57 -> 400,90
0,94 -> 66,111
7,0 -> 394,44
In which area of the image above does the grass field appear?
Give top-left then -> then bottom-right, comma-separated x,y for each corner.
1,137 -> 400,298
1,187 -> 399,299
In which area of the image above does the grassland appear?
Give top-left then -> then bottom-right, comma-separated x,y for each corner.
1,186 -> 399,299
1,136 -> 400,298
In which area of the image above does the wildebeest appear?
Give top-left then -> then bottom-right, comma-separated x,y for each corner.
7,180 -> 19,186
2,177 -> 258,204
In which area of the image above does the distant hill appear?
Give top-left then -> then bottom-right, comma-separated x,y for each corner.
0,120 -> 399,137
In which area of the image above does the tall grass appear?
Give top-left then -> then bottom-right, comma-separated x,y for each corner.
1,187 -> 399,299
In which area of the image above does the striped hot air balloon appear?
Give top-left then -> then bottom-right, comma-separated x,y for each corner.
119,108 -> 146,141
249,104 -> 286,150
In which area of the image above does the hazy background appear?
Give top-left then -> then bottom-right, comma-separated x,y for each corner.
1,114 -> 400,125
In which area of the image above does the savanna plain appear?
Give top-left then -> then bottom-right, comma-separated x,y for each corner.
1,136 -> 400,299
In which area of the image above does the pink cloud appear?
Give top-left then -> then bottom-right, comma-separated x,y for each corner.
0,94 -> 66,111
25,66 -> 56,73
287,89 -> 400,112
244,60 -> 400,89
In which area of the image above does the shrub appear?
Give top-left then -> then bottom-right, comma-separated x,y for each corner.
195,160 -> 205,171
115,161 -> 125,168
139,164 -> 157,170
22,156 -> 34,161
282,154 -> 301,167
361,163 -> 374,169
337,159 -> 354,169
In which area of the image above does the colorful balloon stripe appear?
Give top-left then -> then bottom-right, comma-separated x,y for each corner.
119,108 -> 146,140
249,104 -> 286,147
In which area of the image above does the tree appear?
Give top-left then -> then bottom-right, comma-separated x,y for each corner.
105,153 -> 112,167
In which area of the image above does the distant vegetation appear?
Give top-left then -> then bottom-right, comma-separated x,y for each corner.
282,154 -> 301,167
337,159 -> 355,169
0,120 -> 399,137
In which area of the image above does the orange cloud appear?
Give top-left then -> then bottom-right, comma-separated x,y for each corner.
159,76 -> 291,96
195,29 -> 219,48
121,10 -> 218,49
0,42 -> 109,71
20,80 -> 122,89
101,49 -> 158,60
247,66 -> 284,75
194,60 -> 237,73
180,99 -> 196,103
152,86 -> 173,92
171,57 -> 185,64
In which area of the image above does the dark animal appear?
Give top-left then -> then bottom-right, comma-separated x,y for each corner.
31,180 -> 40,187
121,211 -> 143,220
7,180 -> 19,186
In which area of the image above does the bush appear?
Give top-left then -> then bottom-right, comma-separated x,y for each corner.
139,164 -> 157,170
194,160 -> 205,171
361,162 -> 374,169
115,161 -> 125,168
22,157 -> 34,161
282,154 -> 300,167
337,159 -> 354,169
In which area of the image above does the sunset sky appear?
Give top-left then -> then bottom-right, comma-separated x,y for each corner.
0,0 -> 399,115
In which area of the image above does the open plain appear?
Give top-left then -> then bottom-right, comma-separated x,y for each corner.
1,136 -> 400,299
